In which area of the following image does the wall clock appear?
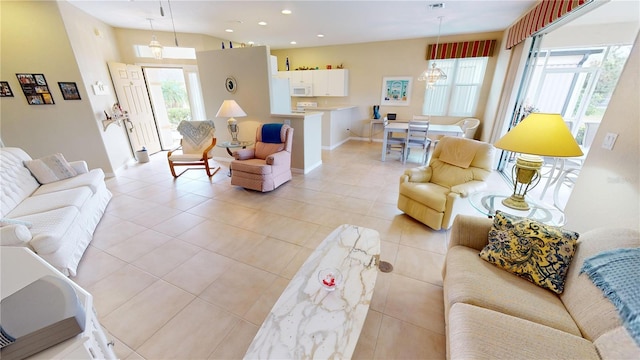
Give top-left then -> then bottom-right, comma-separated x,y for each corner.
225,76 -> 237,93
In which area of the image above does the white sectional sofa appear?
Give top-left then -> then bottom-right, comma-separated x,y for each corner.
0,147 -> 111,276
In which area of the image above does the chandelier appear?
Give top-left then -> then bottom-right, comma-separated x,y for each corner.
418,16 -> 447,88
147,18 -> 163,59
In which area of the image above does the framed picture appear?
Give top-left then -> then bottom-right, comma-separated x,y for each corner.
381,76 -> 412,106
225,76 -> 237,93
59,82 -> 81,100
0,81 -> 13,97
16,73 -> 54,105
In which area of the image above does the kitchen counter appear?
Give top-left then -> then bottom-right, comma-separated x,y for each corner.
271,112 -> 323,174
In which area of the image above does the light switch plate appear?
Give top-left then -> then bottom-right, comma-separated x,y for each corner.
602,132 -> 618,150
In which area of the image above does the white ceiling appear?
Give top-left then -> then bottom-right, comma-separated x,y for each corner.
66,0 -> 638,50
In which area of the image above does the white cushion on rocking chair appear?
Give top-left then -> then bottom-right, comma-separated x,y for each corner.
169,153 -> 208,161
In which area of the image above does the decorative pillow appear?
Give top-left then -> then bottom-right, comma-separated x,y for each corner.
479,211 -> 579,294
24,153 -> 77,184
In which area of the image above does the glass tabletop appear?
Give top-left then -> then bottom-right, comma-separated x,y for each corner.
217,140 -> 254,148
469,192 -> 566,226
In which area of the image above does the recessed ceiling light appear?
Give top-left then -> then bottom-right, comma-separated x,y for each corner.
258,21 -> 267,26
225,29 -> 234,33
281,9 -> 292,15
290,41 -> 297,45
317,34 -> 325,38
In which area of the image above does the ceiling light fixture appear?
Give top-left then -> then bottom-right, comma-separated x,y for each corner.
418,15 -> 447,88
147,18 -> 163,59
290,41 -> 297,45
258,21 -> 267,26
317,34 -> 325,38
281,9 -> 292,15
225,29 -> 234,32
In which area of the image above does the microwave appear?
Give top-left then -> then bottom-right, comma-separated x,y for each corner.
291,83 -> 313,97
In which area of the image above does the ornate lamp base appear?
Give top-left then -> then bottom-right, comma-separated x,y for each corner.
502,154 -> 544,211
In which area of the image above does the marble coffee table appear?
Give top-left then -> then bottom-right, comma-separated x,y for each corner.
244,224 -> 381,359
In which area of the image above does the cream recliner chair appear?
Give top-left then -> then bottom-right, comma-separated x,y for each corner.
398,136 -> 494,230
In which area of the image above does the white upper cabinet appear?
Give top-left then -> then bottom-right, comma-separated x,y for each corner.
313,69 -> 349,97
290,70 -> 313,84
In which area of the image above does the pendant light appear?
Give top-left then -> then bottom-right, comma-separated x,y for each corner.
418,16 -> 447,88
147,18 -> 163,60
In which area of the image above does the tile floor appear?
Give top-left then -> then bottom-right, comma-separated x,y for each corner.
71,140 -> 563,359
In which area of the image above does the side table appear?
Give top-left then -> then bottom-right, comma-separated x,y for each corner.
217,141 -> 254,176
369,119 -> 384,142
1,247 -> 117,359
469,192 -> 566,226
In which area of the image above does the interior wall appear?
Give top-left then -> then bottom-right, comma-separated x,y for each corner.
271,31 -> 503,140
564,32 -> 640,232
57,0 -> 131,174
197,46 -> 273,158
0,0 -> 113,172
114,28 -> 226,66
544,21 -> 640,48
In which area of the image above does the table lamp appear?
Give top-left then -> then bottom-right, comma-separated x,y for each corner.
494,113 -> 583,210
216,100 -> 247,144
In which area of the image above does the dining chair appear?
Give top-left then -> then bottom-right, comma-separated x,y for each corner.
383,117 -> 405,160
404,120 -> 432,165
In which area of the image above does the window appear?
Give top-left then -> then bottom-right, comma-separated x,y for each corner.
422,57 -> 488,117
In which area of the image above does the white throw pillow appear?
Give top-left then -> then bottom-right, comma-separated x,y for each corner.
24,153 -> 78,184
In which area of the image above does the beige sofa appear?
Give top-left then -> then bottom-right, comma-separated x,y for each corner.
443,215 -> 640,359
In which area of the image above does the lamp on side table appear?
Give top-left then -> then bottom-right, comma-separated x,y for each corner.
494,113 -> 583,211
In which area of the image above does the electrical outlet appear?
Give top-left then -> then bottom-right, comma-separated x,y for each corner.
284,119 -> 291,125
602,132 -> 618,150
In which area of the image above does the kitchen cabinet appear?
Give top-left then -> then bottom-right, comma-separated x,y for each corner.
312,69 -> 349,97
289,70 -> 313,84
280,70 -> 349,97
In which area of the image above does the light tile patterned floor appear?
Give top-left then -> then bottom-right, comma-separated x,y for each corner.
71,140 -> 552,359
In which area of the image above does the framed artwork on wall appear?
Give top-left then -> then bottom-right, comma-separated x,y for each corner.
0,81 -> 14,97
381,76 -> 412,106
59,82 -> 81,100
16,73 -> 55,105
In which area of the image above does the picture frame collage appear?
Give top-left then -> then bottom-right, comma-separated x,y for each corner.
2,74 -> 82,105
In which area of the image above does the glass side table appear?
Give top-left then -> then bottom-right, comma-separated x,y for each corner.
217,141 -> 254,176
469,192 -> 566,226
217,140 -> 254,156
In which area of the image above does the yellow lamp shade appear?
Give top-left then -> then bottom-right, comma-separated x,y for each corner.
494,113 -> 583,157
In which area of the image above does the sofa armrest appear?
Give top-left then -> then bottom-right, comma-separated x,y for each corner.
450,180 -> 488,197
266,151 -> 290,166
448,215 -> 493,251
233,148 -> 256,160
403,166 -> 432,183
69,161 -> 88,174
0,224 -> 32,246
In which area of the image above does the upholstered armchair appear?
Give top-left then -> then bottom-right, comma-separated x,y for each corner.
397,136 -> 494,230
230,123 -> 293,192
168,120 -> 220,178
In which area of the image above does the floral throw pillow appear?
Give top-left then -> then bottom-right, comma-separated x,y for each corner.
479,211 -> 579,294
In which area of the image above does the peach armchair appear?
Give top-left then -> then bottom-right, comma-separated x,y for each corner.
230,123 -> 293,192
397,136 -> 494,230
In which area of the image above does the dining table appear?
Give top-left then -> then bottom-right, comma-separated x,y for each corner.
381,122 -> 464,161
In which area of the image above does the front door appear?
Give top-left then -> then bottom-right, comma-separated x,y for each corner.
108,62 -> 162,154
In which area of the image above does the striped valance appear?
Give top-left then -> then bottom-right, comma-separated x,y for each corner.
426,40 -> 497,60
506,0 -> 593,49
